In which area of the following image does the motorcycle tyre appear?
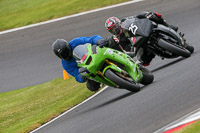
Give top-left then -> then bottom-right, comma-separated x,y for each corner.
104,69 -> 140,92
157,39 -> 191,58
185,44 -> 194,54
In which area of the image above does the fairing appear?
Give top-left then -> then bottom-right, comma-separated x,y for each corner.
121,18 -> 153,37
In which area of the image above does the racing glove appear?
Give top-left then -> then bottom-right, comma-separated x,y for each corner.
96,39 -> 109,48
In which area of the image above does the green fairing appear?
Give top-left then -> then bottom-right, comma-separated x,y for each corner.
73,44 -> 143,88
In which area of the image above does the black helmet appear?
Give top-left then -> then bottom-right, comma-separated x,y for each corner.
52,39 -> 72,60
105,17 -> 122,35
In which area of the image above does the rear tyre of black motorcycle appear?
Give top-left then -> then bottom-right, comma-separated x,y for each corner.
157,39 -> 191,58
140,67 -> 154,85
104,69 -> 140,92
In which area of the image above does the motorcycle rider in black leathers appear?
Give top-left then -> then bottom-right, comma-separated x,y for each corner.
101,12 -> 179,66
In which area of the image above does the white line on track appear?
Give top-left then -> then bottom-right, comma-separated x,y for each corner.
30,86 -> 108,133
0,0 -> 143,35
28,1 -> 144,131
3,0 -> 200,132
3,0 -> 199,132
1,0 -> 144,132
154,108 -> 200,133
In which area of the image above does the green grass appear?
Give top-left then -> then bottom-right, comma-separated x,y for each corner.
175,120 -> 200,133
0,0 -> 130,132
0,77 -> 95,133
0,0 -> 130,31
2,0 -> 199,133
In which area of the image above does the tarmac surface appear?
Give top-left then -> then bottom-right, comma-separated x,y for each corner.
1,0 -> 200,132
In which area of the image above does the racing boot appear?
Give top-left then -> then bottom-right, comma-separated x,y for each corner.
161,18 -> 178,31
153,12 -> 179,32
161,20 -> 178,31
86,79 -> 101,92
168,24 -> 179,32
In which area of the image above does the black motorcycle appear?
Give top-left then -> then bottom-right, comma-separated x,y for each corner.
121,18 -> 194,59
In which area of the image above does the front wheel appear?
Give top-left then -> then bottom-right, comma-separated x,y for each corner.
185,43 -> 194,54
157,39 -> 191,58
104,69 -> 140,92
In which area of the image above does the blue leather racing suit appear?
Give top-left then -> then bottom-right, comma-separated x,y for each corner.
61,35 -> 103,83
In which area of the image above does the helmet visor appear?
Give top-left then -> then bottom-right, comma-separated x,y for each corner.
60,51 -> 70,60
108,24 -> 121,35
59,45 -> 72,60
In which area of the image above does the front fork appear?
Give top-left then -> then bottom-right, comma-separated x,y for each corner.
103,59 -> 143,83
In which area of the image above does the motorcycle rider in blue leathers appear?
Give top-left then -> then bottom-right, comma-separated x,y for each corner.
52,35 -> 104,92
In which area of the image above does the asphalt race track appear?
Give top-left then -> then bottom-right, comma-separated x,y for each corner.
1,0 -> 200,132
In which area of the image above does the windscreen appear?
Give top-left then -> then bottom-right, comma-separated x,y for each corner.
73,43 -> 90,60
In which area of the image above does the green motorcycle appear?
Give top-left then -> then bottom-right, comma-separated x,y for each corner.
73,43 -> 154,92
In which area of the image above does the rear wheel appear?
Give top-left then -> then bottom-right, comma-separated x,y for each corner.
157,39 -> 191,58
104,69 -> 140,92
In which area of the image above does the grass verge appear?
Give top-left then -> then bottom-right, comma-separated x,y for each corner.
0,0 -> 127,132
0,0 -> 130,31
0,77 -> 95,133
175,120 -> 200,133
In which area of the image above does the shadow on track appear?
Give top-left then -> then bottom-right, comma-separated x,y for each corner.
77,90 -> 136,115
81,57 -> 187,114
79,85 -> 151,115
151,49 -> 198,73
95,90 -> 135,108
151,57 -> 185,73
